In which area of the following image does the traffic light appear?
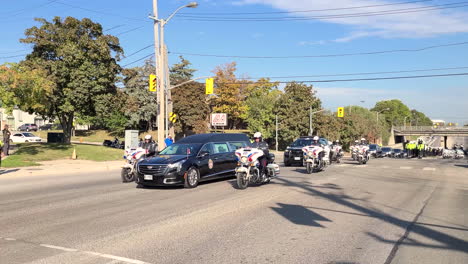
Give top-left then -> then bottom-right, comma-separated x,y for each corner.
337,107 -> 344,118
205,78 -> 214,95
149,74 -> 157,92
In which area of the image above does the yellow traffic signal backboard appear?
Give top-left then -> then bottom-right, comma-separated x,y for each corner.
205,78 -> 214,95
149,74 -> 157,92
337,107 -> 344,118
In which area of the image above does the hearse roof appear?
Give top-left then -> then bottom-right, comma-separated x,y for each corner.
176,133 -> 250,144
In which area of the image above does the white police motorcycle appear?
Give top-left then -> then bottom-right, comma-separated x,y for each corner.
234,147 -> 279,190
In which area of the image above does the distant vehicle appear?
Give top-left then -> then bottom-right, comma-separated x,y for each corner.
369,144 -> 383,158
392,149 -> 404,158
136,133 -> 251,188
17,123 -> 38,132
284,136 -> 330,166
381,147 -> 393,157
39,124 -> 62,131
10,132 -> 42,143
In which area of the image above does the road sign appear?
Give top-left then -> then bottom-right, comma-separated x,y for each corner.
205,78 -> 214,95
337,107 -> 345,118
169,112 -> 177,123
149,74 -> 157,92
211,113 -> 227,127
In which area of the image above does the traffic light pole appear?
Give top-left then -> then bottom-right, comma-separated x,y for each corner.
152,0 -> 165,150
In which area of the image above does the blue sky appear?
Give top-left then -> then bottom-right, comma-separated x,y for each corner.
1,0 -> 468,125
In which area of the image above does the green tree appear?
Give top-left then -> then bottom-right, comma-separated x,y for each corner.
0,63 -> 54,114
19,16 -> 123,143
371,99 -> 411,127
245,78 -> 281,140
122,59 -> 158,131
410,109 -> 433,126
212,62 -> 250,129
275,82 -> 321,148
170,57 -> 210,134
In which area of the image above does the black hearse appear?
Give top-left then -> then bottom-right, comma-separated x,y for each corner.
136,133 -> 250,188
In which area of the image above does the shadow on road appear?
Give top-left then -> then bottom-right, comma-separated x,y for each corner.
454,164 -> 468,168
275,177 -> 468,255
0,168 -> 20,175
271,203 -> 332,227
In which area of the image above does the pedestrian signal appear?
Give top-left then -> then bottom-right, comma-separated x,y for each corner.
205,78 -> 214,95
149,74 -> 157,92
337,107 -> 345,118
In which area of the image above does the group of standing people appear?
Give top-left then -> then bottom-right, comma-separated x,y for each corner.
404,139 -> 425,159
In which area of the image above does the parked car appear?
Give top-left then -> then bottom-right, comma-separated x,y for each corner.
369,144 -> 383,158
10,132 -> 42,143
136,133 -> 251,188
381,147 -> 393,157
17,123 -> 38,132
284,136 -> 330,166
392,149 -> 405,158
39,123 -> 62,131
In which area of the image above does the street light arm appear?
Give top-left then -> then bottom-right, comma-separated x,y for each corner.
169,76 -> 212,90
165,4 -> 193,25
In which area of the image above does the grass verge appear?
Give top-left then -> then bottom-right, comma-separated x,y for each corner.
1,143 -> 123,168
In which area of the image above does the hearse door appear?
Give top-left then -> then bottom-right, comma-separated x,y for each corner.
197,143 -> 214,178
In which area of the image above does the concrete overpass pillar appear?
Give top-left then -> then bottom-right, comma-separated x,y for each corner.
444,136 -> 448,149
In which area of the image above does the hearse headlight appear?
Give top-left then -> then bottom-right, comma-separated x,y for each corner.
168,160 -> 184,172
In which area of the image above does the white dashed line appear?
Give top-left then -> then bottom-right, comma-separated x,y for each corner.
423,167 -> 436,171
2,237 -> 150,264
400,166 -> 412,170
337,164 -> 351,167
40,244 -> 78,252
84,251 -> 149,264
381,165 -> 390,169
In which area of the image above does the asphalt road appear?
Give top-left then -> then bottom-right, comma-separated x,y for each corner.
1,157 -> 467,264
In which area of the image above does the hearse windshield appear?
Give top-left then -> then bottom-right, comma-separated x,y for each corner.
159,143 -> 202,156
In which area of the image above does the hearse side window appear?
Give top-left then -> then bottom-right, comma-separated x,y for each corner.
213,143 -> 229,154
228,141 -> 246,150
199,143 -> 213,155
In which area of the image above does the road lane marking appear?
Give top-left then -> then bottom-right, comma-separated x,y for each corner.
381,165 -> 389,169
356,165 -> 368,168
40,244 -> 78,252
84,251 -> 149,264
2,236 -> 151,264
400,166 -> 412,170
423,167 -> 436,171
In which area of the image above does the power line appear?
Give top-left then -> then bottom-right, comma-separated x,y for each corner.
232,72 -> 468,83
122,53 -> 154,67
0,54 -> 27,59
115,26 -> 145,36
181,1 -> 468,21
181,0 -> 433,15
241,66 -> 468,79
53,0 -> 147,22
170,40 -> 468,59
121,44 -> 153,60
0,0 -> 58,16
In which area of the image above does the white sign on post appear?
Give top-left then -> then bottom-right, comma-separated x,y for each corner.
211,113 -> 228,127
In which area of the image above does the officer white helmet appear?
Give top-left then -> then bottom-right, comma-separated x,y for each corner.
253,132 -> 262,139
361,138 -> 366,141
313,136 -> 319,141
144,134 -> 152,140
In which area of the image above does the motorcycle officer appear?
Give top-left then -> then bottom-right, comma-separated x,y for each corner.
141,135 -> 158,157
251,132 -> 269,181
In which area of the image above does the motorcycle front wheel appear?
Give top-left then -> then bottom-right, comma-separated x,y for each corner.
306,163 -> 313,174
236,172 -> 249,190
121,167 -> 134,183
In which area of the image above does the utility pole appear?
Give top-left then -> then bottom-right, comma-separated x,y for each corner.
276,114 -> 279,152
152,0 -> 165,150
309,106 -> 313,136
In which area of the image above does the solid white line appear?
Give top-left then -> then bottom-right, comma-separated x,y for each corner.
400,166 -> 412,170
356,165 -> 368,168
423,167 -> 436,171
40,244 -> 78,252
84,251 -> 149,264
4,238 -> 16,241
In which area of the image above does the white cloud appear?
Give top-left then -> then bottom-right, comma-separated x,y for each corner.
234,0 -> 468,40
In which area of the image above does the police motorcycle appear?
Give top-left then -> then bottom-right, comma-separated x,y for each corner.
354,139 -> 370,165
455,149 -> 465,159
302,137 -> 331,173
121,147 -> 147,182
330,140 -> 343,164
350,140 -> 359,161
234,147 -> 280,190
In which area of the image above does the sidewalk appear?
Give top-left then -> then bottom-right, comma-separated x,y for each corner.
0,159 -> 123,177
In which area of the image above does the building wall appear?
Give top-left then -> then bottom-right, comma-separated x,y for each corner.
0,108 -> 49,130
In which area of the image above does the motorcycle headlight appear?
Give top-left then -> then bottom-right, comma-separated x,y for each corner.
241,156 -> 248,163
168,160 -> 184,172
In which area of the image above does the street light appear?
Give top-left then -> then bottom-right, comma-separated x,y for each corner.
404,116 -> 411,130
150,1 -> 198,150
309,108 -> 325,136
376,108 -> 390,123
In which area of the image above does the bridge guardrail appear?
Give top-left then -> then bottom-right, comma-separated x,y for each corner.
394,126 -> 468,131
